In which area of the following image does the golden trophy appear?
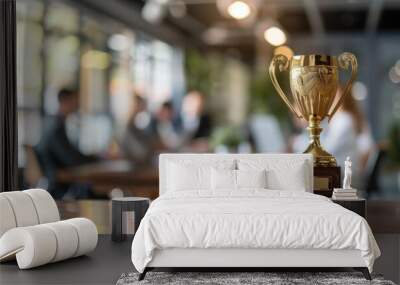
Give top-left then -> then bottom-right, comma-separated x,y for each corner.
269,53 -> 358,167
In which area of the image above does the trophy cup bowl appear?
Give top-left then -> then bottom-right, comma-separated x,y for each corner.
269,53 -> 358,167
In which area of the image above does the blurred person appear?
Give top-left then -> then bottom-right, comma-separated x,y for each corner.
154,101 -> 182,151
289,115 -> 309,153
323,88 -> 374,175
35,89 -> 97,198
179,91 -> 212,152
182,90 -> 212,139
249,113 -> 285,153
121,94 -> 154,165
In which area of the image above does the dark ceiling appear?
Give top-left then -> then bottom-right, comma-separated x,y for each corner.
123,0 -> 400,36
379,8 -> 400,30
114,0 -> 400,62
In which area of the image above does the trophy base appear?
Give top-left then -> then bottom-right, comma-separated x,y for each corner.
314,156 -> 337,167
314,166 -> 341,197
304,143 -> 337,167
305,116 -> 337,167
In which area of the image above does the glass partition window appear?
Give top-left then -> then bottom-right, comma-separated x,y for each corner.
16,0 -> 185,169
133,38 -> 176,111
152,40 -> 174,106
46,1 -> 79,33
17,0 -> 45,166
45,35 -> 80,114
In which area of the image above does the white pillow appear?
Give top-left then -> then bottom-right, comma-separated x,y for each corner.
237,159 -> 309,191
236,169 -> 267,189
211,169 -> 267,191
211,168 -> 236,190
168,162 -> 210,191
167,160 -> 235,192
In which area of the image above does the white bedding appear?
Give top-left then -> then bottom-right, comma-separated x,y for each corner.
131,190 -> 380,273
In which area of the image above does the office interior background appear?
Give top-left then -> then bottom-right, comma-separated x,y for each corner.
16,0 -> 400,197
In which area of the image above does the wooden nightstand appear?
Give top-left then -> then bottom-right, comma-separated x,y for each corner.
331,198 -> 366,218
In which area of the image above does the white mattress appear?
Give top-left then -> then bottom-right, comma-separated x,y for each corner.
131,190 -> 380,273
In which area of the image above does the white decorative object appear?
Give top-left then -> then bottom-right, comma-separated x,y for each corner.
343,156 -> 353,190
0,189 -> 98,269
332,157 -> 359,200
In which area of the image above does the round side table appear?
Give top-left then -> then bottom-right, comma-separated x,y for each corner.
111,197 -> 150,242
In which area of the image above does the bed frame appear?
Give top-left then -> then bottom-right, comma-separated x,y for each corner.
139,154 -> 371,281
139,248 -> 370,280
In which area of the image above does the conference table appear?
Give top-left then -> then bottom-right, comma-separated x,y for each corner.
56,160 -> 159,199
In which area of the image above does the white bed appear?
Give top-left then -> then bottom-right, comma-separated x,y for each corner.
131,154 -> 380,280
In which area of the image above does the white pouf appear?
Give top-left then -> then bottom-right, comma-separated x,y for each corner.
0,196 -> 17,237
1,191 -> 39,227
24,189 -> 60,223
0,189 -> 98,269
42,221 -> 79,262
0,226 -> 57,269
64,218 -> 98,257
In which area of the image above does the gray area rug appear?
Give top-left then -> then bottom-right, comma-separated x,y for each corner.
116,272 -> 396,285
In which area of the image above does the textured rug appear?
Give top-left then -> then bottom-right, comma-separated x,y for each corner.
116,271 -> 396,285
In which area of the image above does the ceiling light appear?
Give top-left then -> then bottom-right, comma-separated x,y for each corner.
227,1 -> 251,20
264,26 -> 286,46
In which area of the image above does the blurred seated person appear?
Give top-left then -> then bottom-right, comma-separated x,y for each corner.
121,94 -> 154,165
180,90 -> 212,151
35,89 -> 98,199
248,113 -> 285,153
182,90 -> 212,139
153,101 -> 183,151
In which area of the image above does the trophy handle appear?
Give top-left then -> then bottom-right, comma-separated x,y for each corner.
328,52 -> 358,120
269,55 -> 302,118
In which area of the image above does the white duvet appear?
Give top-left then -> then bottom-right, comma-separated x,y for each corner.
131,190 -> 380,273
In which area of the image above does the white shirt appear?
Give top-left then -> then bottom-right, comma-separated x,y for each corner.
322,112 -> 359,173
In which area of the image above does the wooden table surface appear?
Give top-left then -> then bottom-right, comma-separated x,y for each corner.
57,160 -> 159,199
